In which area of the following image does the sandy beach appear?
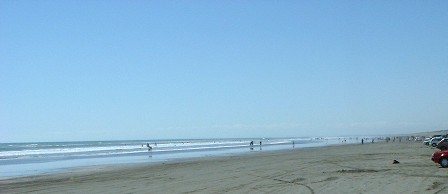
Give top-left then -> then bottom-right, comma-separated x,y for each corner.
1,140 -> 446,194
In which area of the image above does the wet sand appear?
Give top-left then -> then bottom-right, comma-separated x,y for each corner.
1,140 -> 446,193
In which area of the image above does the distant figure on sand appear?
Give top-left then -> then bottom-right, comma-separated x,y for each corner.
259,141 -> 262,146
250,141 -> 254,146
361,139 -> 364,144
147,143 -> 152,151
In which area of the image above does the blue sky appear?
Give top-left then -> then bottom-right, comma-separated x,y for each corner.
1,1 -> 447,142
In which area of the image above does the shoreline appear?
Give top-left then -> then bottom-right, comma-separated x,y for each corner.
0,137 -> 356,178
2,140 -> 446,193
0,140 -> 348,180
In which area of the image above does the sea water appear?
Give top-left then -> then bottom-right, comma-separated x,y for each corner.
0,137 -> 363,178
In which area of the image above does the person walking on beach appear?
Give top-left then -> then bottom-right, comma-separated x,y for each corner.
361,139 -> 364,144
250,141 -> 254,146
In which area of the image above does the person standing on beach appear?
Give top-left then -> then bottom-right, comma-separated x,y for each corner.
147,143 -> 152,151
361,139 -> 364,144
249,141 -> 254,150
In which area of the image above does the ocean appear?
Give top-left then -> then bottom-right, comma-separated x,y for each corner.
0,137 -> 362,178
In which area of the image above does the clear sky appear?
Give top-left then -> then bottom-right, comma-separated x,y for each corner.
1,1 -> 447,142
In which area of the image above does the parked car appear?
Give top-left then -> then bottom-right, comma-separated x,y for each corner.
423,137 -> 432,146
415,136 -> 424,141
432,149 -> 448,168
430,137 -> 443,147
437,139 -> 448,150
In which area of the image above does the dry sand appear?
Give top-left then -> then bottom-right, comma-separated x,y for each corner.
1,141 -> 447,194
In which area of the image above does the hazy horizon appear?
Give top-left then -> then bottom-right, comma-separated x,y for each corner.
2,133 -> 401,144
1,1 -> 447,143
